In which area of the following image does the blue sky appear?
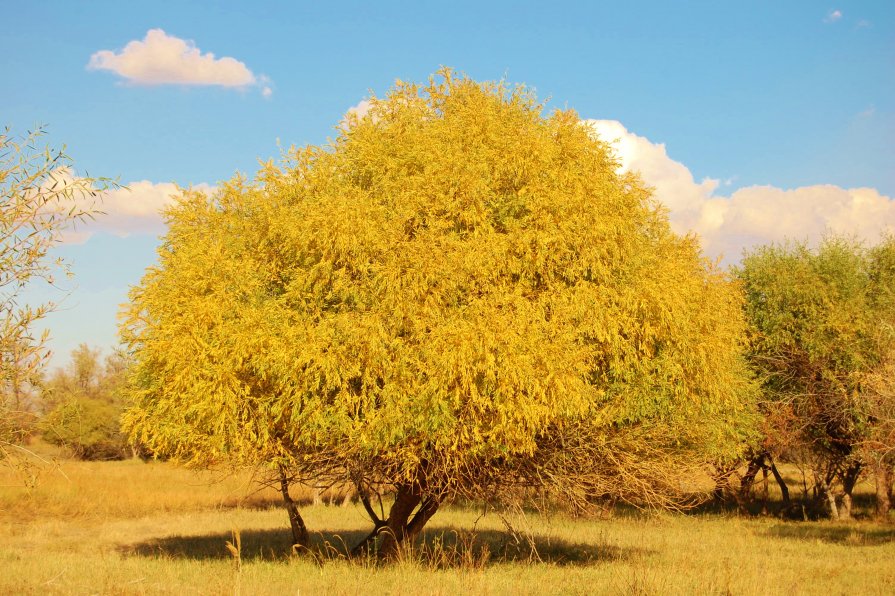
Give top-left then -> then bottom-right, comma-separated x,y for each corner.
3,0 -> 893,369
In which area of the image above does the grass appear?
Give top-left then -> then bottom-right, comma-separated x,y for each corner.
1,453 -> 894,595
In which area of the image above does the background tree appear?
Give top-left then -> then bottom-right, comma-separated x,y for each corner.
1,127 -> 108,465
122,70 -> 758,558
40,345 -> 130,460
860,355 -> 895,518
860,237 -> 895,517
737,237 -> 895,519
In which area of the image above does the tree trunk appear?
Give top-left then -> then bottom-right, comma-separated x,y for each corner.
875,463 -> 891,520
820,479 -> 839,520
839,492 -> 853,521
378,483 -> 422,560
406,497 -> 440,542
825,488 -> 840,520
767,459 -> 790,506
711,464 -> 737,503
888,465 -> 894,505
838,462 -> 861,522
350,487 -> 387,557
279,470 -> 309,550
351,463 -> 440,561
739,453 -> 765,502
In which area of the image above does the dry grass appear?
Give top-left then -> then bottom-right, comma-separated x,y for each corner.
0,450 -> 279,522
1,455 -> 894,595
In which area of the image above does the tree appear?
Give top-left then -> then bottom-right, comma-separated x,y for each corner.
41,345 -> 130,460
122,70 -> 757,557
860,237 -> 895,517
1,127 -> 108,464
861,351 -> 895,518
737,237 -> 895,519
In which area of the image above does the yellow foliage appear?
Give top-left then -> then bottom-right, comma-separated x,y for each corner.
121,70 -> 756,504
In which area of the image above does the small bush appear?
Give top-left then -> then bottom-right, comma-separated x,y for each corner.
41,397 -> 128,460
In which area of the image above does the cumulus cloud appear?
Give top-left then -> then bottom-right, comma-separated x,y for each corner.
340,99 -> 375,129
88,29 -> 271,95
585,120 -> 895,264
588,120 -> 720,217
347,99 -> 373,120
825,9 -> 843,23
61,180 -> 215,244
698,185 -> 895,262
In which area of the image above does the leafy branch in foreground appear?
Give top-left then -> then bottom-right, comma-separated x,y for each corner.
1,127 -> 114,468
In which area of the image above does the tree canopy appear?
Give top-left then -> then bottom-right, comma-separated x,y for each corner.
122,70 -> 757,555
41,344 -> 131,460
736,236 -> 895,518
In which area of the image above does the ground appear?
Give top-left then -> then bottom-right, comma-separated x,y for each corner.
1,449 -> 893,595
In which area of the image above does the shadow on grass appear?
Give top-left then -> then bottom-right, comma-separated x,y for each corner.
683,491 -> 883,522
763,523 -> 895,546
234,494 -> 349,511
120,525 -> 645,567
681,499 -> 800,519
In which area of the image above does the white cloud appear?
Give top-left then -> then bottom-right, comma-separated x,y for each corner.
825,9 -> 843,23
699,185 -> 895,262
347,99 -> 373,120
88,29 -> 271,95
857,105 -> 876,119
259,75 -> 273,98
587,120 -> 720,217
62,180 -> 215,244
585,119 -> 895,263
341,99 -> 376,129
52,115 -> 895,262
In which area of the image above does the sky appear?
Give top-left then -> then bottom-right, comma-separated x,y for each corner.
2,0 -> 893,370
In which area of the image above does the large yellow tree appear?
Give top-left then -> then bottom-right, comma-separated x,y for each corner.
122,71 -> 757,557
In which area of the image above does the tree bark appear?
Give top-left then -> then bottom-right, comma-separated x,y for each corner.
279,470 -> 309,550
824,484 -> 839,520
350,463 -> 440,561
739,453 -> 765,501
767,459 -> 790,506
378,483 -> 422,560
875,463 -> 891,520
817,473 -> 840,521
350,488 -> 387,557
839,493 -> 853,521
838,462 -> 861,521
406,497 -> 440,542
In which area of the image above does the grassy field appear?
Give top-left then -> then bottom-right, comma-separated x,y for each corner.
1,451 -> 894,595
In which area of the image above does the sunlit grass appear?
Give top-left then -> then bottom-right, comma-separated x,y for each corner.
1,456 -> 893,595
